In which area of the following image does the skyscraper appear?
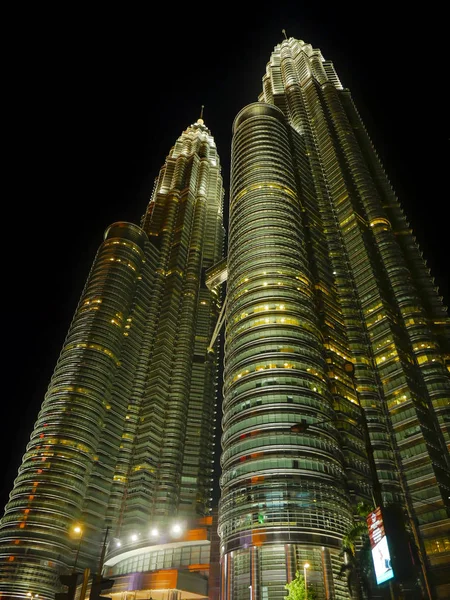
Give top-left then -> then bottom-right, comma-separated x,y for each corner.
1,32 -> 449,600
219,37 -> 449,600
0,116 -> 224,598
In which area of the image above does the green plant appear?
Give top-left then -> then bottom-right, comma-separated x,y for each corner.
338,502 -> 375,599
284,570 -> 317,600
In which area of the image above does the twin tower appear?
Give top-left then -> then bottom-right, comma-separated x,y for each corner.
1,37 -> 449,600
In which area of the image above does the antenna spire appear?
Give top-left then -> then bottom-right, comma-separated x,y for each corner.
197,105 -> 205,125
282,29 -> 288,40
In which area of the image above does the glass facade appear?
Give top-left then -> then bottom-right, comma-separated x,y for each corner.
0,118 -> 224,598
219,38 -> 449,600
106,541 -> 210,576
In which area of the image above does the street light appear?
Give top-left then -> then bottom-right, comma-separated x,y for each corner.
303,563 -> 310,600
71,525 -> 83,573
290,418 -> 336,432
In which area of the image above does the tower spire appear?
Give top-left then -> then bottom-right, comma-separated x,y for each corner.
197,105 -> 204,124
282,29 -> 287,40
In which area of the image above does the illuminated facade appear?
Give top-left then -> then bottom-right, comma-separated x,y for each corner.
101,516 -> 214,600
0,117 -> 224,598
219,38 -> 450,600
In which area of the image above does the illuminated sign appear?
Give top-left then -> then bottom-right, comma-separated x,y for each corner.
366,507 -> 394,585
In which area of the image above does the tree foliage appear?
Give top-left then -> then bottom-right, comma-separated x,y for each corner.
284,570 -> 317,600
338,502 -> 375,599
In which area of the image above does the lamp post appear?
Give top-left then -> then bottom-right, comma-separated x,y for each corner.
72,525 -> 83,573
303,562 -> 310,600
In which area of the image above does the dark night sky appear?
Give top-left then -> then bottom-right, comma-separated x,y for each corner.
3,4 -> 448,512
